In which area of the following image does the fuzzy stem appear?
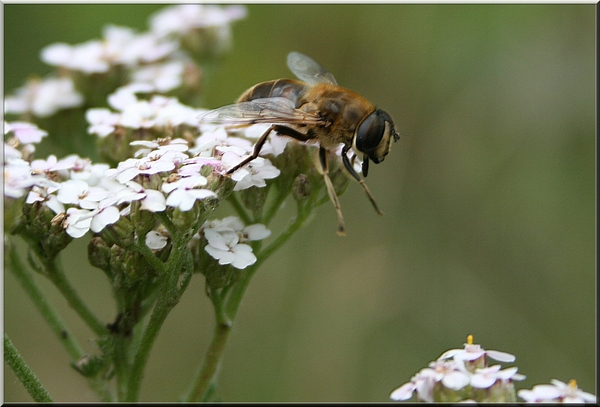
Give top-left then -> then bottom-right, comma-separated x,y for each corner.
43,258 -> 107,336
124,236 -> 193,402
184,318 -> 232,402
7,244 -> 85,361
227,192 -> 252,225
4,334 -> 53,403
186,201 -> 313,402
6,243 -> 114,402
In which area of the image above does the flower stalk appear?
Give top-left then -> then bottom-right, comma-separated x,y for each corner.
4,334 -> 54,403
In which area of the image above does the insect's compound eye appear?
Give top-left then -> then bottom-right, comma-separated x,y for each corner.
355,110 -> 386,163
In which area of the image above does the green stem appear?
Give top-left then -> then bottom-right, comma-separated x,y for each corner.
263,185 -> 292,226
227,192 -> 251,225
7,244 -> 84,361
114,335 -> 132,402
184,318 -> 232,402
124,239 -> 193,402
43,258 -> 107,337
155,211 -> 178,236
124,285 -> 173,401
225,204 -> 312,320
7,242 -> 115,402
186,202 -> 314,402
184,287 -> 230,402
132,238 -> 167,274
4,334 -> 53,403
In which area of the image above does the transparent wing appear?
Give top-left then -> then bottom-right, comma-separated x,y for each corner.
287,52 -> 337,85
198,97 -> 323,126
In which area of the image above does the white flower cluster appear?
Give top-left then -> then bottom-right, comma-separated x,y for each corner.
3,5 -> 279,270
4,99 -> 281,266
4,77 -> 84,118
4,4 -> 246,119
40,25 -> 179,74
149,4 -> 246,56
86,85 -> 283,188
149,4 -> 247,37
4,122 -> 50,198
86,83 -> 203,138
201,217 -> 271,269
390,338 -> 525,402
518,379 -> 596,403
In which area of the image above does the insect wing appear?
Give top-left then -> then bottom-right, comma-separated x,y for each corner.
287,52 -> 337,85
198,97 -> 322,126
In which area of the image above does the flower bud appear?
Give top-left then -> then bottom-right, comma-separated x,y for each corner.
88,236 -> 112,278
205,263 -> 238,289
241,186 -> 267,216
206,171 -> 235,200
12,201 -> 73,261
292,173 -> 311,202
99,216 -> 135,248
71,354 -> 108,378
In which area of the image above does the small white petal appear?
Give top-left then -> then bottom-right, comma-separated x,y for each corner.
390,382 -> 416,401
165,189 -> 195,211
486,350 -> 516,363
90,206 -> 120,232
243,224 -> 271,241
145,231 -> 168,250
442,370 -> 471,390
231,244 -> 256,269
140,189 -> 166,212
470,374 -> 496,389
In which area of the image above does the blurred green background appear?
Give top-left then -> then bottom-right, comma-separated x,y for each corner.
3,4 -> 595,402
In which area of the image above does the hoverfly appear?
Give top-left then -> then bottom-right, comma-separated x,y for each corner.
199,52 -> 400,235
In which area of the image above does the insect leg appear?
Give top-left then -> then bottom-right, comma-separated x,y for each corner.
341,146 -> 384,216
226,125 -> 315,175
319,146 -> 346,236
226,125 -> 277,174
270,125 -> 315,142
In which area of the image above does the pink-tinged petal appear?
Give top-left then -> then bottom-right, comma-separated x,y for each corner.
486,350 -> 515,363
442,370 -> 470,390
438,349 -> 463,360
415,375 -> 436,402
470,374 -> 496,389
390,382 -> 416,401
455,350 -> 484,361
496,366 -> 519,381
531,384 -> 562,400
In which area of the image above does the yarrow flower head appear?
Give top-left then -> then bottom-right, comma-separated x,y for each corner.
201,216 -> 271,270
518,379 -> 596,403
148,4 -> 247,59
40,25 -> 178,74
5,121 -> 48,145
2,6 -> 390,403
390,335 -> 525,403
438,334 -> 516,369
4,77 -> 83,118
